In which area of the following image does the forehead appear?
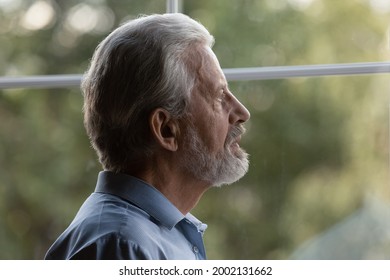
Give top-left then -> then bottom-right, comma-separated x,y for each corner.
194,46 -> 226,93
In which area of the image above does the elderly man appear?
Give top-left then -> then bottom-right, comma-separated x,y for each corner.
45,13 -> 250,260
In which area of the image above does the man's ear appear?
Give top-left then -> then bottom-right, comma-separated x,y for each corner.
149,108 -> 180,152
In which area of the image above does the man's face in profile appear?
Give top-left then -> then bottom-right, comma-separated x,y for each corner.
179,46 -> 251,187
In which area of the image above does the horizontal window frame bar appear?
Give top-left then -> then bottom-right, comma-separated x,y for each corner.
0,74 -> 83,90
0,62 -> 389,90
223,61 -> 390,81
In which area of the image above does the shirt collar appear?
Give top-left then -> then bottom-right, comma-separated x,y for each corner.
94,171 -> 185,230
185,213 -> 208,234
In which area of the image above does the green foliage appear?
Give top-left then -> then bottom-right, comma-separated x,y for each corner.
0,0 -> 389,259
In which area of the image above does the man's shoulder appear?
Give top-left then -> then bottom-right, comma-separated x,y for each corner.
75,192 -> 163,235
45,193 -> 168,259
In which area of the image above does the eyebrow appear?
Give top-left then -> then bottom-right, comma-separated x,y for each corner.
217,81 -> 228,91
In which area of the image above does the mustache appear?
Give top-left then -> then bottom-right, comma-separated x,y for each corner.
225,124 -> 246,146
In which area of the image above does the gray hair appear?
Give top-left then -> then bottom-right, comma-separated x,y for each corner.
82,13 -> 214,173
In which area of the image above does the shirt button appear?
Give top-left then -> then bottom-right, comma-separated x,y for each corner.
193,246 -> 199,254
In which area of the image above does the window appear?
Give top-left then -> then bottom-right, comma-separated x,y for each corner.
0,0 -> 389,259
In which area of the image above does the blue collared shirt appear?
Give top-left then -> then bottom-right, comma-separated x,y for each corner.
45,171 -> 207,260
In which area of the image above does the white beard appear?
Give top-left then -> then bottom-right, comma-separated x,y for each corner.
180,122 -> 249,187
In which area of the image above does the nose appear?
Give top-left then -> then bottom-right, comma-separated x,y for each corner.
229,94 -> 250,125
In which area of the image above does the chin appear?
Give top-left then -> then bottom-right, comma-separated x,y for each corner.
212,153 -> 249,187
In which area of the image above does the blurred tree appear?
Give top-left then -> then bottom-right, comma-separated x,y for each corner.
0,0 -> 389,259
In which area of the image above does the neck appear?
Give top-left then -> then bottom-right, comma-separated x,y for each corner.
133,157 -> 210,215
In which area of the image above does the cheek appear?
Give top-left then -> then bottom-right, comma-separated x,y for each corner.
188,97 -> 230,150
208,119 -> 230,151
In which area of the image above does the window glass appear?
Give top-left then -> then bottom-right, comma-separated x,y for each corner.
184,0 -> 390,67
0,0 -> 389,259
0,0 -> 166,76
194,75 -> 390,259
